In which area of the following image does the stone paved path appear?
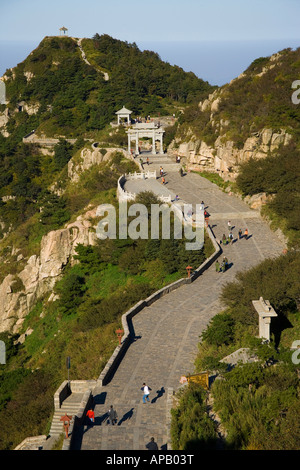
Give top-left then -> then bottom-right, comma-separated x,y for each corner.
76,155 -> 285,451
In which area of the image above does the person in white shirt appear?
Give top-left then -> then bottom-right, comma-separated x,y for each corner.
141,383 -> 151,403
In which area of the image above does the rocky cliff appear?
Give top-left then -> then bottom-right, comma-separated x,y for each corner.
0,207 -> 97,334
173,123 -> 292,181
171,48 -> 300,181
68,145 -> 128,182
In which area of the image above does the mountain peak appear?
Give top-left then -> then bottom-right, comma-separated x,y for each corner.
1,34 -> 214,139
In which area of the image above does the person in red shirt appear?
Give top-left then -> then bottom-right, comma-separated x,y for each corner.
86,409 -> 95,424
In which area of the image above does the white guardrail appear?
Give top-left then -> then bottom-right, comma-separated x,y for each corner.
117,171 -> 172,203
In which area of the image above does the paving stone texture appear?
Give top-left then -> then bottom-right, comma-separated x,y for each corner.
76,153 -> 285,451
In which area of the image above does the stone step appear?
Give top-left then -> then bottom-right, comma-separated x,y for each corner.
150,165 -> 181,173
49,393 -> 84,436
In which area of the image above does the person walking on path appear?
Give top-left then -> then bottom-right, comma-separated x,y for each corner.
215,260 -> 220,273
222,234 -> 227,246
140,158 -> 144,170
238,229 -> 243,239
228,231 -> 234,244
107,405 -> 118,425
142,383 -> 151,403
244,228 -> 249,240
86,409 -> 95,425
204,210 -> 209,227
228,220 -> 232,231
223,256 -> 228,270
146,437 -> 158,450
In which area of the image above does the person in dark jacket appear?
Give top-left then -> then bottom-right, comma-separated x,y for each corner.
146,437 -> 158,450
107,405 -> 118,425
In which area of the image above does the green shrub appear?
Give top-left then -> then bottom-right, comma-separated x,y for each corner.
53,139 -> 73,171
73,244 -> 104,274
77,281 -> 153,331
171,383 -> 217,450
211,362 -> 300,450
200,313 -> 235,346
0,369 -> 54,450
55,270 -> 87,315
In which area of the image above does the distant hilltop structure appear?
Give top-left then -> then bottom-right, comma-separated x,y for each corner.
59,26 -> 68,36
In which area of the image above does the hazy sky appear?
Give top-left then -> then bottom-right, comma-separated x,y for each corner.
1,0 -> 300,42
0,0 -> 299,84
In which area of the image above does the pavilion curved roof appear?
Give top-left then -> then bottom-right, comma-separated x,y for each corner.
116,106 -> 132,115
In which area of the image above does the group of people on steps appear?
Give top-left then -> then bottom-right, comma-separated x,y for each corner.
85,383 -> 159,449
216,220 -> 250,273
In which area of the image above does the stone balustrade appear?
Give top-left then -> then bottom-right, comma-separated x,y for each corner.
126,170 -> 157,180
117,172 -> 172,203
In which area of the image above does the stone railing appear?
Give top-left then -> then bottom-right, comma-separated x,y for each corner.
54,380 -> 97,410
97,223 -> 221,386
54,381 -> 71,410
22,134 -> 77,146
126,170 -> 157,180
117,172 -> 172,203
117,174 -> 136,202
61,387 -> 95,451
14,435 -> 49,451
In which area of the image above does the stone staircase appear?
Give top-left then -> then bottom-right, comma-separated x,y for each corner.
49,392 -> 84,437
71,383 -> 172,450
139,152 -> 181,174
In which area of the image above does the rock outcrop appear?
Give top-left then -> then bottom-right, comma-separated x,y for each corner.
170,50 -> 294,181
0,208 -> 98,334
174,127 -> 292,181
68,145 -> 128,182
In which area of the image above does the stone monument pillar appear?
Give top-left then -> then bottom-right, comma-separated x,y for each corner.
252,297 -> 277,341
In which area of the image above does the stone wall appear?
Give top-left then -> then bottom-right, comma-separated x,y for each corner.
97,223 -> 221,387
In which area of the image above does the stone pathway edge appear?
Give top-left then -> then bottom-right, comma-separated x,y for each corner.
97,223 -> 221,387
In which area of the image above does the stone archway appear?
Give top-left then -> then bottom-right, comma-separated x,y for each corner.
126,123 -> 164,155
